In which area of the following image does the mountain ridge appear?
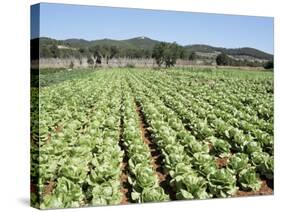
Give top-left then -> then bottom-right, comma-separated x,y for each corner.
34,36 -> 273,61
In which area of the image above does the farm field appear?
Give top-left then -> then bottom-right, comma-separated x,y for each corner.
31,68 -> 274,208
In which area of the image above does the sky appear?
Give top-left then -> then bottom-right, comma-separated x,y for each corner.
31,3 -> 274,54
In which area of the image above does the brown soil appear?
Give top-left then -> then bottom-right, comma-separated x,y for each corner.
120,160 -> 131,204
43,181 -> 55,196
46,133 -> 51,143
119,96 -> 131,205
45,125 -> 63,144
135,102 -> 177,200
216,157 -> 229,168
30,183 -> 37,193
136,105 -> 166,181
55,125 -> 63,133
235,179 -> 273,197
207,142 -> 213,151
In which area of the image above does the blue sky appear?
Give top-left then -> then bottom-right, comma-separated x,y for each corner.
32,3 -> 274,54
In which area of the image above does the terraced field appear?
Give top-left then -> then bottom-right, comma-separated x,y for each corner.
31,68 -> 274,209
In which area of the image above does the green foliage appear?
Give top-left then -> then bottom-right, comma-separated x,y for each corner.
40,46 -> 52,58
152,42 -> 166,67
37,37 -> 273,61
128,164 -> 158,189
87,56 -> 94,66
209,136 -> 231,158
152,42 -> 184,67
32,68 -> 273,209
216,53 -> 265,67
216,53 -> 232,66
174,174 -> 211,200
192,153 -> 217,177
58,157 -> 89,183
263,60 -> 273,69
189,52 -> 197,61
125,63 -> 135,68
244,141 -> 263,155
91,181 -> 122,205
140,187 -> 169,202
185,45 -> 272,60
251,152 -> 273,179
227,153 -> 250,175
49,44 -> 60,58
207,169 -> 237,197
238,167 -> 262,191
39,69 -> 95,87
41,177 -> 84,209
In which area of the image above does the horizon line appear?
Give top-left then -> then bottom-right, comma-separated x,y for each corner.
32,35 -> 273,55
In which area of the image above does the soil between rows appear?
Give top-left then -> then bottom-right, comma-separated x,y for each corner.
158,100 -> 274,197
30,183 -> 37,193
135,102 -> 177,200
119,94 -> 132,204
235,178 -> 273,197
215,156 -> 273,196
120,158 -> 132,204
43,181 -> 55,196
35,97 -> 273,204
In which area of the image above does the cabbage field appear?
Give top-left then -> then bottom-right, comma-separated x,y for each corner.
31,68 -> 274,209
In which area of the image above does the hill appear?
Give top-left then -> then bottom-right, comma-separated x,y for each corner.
62,36 -> 160,50
34,36 -> 273,62
184,44 -> 273,61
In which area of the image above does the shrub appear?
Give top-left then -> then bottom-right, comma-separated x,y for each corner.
263,60 -> 274,69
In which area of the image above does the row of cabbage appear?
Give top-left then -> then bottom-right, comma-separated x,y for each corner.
155,73 -> 272,134
160,73 -> 273,134
165,69 -> 273,121
32,72 -> 105,187
32,72 -> 125,208
32,68 -> 273,208
122,81 -> 169,202
132,70 -> 273,180
127,70 -> 273,198
133,71 -> 273,158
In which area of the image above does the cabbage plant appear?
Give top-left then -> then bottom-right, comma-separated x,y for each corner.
41,177 -> 84,209
91,181 -> 122,205
251,152 -> 273,179
209,136 -> 231,158
207,168 -> 237,197
238,167 -> 262,191
227,153 -> 250,175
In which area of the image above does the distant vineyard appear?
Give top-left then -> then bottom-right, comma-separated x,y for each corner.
31,68 -> 274,208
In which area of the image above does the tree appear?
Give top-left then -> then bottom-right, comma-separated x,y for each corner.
179,49 -> 187,60
87,56 -> 94,67
40,46 -> 52,58
189,52 -> 197,61
152,42 -> 183,68
102,45 -> 119,64
49,44 -> 60,58
263,60 -> 274,69
143,49 -> 152,59
152,42 -> 166,67
100,45 -> 110,63
78,47 -> 86,54
69,61 -> 74,69
109,46 -> 118,61
89,45 -> 119,64
163,43 -> 183,68
89,45 -> 102,65
216,53 -> 231,66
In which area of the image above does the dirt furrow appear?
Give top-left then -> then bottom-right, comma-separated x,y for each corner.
119,92 -> 132,204
235,178 -> 273,197
135,101 -> 177,200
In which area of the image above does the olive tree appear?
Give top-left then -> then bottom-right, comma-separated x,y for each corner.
152,42 -> 184,68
